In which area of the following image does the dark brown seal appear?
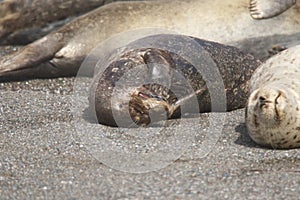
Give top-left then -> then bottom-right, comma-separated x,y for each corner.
90,34 -> 261,127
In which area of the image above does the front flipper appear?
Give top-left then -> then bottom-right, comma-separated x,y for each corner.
0,33 -> 69,81
249,0 -> 296,19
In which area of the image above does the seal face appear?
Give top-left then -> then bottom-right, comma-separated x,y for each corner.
90,34 -> 261,127
246,45 -> 300,149
249,0 -> 296,19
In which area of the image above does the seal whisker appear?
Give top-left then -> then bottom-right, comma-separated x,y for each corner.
173,86 -> 208,111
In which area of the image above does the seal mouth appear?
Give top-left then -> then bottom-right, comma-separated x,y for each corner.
138,92 -> 151,99
255,89 -> 285,127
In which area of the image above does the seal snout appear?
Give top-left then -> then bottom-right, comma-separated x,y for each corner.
251,87 -> 286,127
258,96 -> 272,108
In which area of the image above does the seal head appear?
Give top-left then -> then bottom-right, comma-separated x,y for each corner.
246,85 -> 300,149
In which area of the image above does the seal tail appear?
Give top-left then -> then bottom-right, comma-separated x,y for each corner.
0,33 -> 65,81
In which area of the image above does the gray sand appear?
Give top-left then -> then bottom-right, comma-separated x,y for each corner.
0,46 -> 299,199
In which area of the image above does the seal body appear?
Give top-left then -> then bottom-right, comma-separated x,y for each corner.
90,34 -> 261,127
0,0 -> 110,40
0,0 -> 300,80
246,45 -> 300,149
0,0 -> 151,45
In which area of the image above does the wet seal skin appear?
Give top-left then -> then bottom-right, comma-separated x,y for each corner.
246,45 -> 300,149
90,34 -> 261,127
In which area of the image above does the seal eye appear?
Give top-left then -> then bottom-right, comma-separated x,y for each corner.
138,92 -> 163,101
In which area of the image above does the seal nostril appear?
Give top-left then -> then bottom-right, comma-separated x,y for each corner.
259,96 -> 266,101
258,96 -> 267,107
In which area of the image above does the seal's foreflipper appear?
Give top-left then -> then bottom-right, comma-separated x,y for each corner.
143,49 -> 175,87
0,33 -> 66,80
249,0 -> 296,19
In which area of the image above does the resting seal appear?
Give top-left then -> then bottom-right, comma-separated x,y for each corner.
0,0 -> 150,44
246,45 -> 300,149
0,0 -> 300,79
89,34 -> 261,127
0,0 -> 146,41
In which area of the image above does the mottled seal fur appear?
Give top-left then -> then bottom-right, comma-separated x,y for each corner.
249,0 -> 296,19
0,0 -> 149,44
0,0 -> 300,79
246,45 -> 300,149
0,0 -> 108,40
90,34 -> 261,127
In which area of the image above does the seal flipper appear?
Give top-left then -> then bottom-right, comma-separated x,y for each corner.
249,0 -> 296,19
0,33 -> 67,80
142,49 -> 175,88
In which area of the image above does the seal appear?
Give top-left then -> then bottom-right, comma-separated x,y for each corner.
246,45 -> 300,149
249,0 -> 296,19
0,0 -> 300,79
0,0 -> 116,41
89,34 -> 261,127
0,0 -> 150,45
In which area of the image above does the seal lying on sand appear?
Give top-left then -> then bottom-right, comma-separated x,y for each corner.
0,0 -> 149,41
249,0 -> 296,19
0,0 -> 300,79
89,34 -> 261,127
0,0 -> 109,40
0,0 -> 150,45
246,45 -> 300,149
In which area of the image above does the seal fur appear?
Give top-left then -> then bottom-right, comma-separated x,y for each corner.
90,34 -> 261,127
246,45 -> 300,149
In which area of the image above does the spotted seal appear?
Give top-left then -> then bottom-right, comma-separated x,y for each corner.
0,0 -> 150,44
0,0 -> 110,40
0,0 -> 300,79
89,34 -> 261,127
246,45 -> 300,149
249,0 -> 296,19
